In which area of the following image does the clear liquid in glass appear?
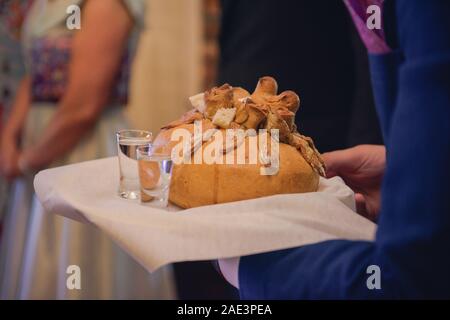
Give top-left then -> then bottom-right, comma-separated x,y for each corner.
118,138 -> 150,200
138,155 -> 173,207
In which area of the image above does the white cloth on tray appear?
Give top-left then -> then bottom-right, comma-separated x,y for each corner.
34,157 -> 377,272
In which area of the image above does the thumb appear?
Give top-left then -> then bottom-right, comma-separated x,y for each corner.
322,149 -> 353,178
323,146 -> 367,179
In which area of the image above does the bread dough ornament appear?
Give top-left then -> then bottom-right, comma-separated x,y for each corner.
153,76 -> 326,208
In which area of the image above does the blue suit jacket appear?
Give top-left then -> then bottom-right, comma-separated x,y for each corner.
239,0 -> 450,299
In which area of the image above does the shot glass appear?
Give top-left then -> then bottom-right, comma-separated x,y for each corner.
137,145 -> 173,208
116,129 -> 152,200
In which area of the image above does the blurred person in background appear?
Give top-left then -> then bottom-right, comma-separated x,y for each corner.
0,0 -> 175,299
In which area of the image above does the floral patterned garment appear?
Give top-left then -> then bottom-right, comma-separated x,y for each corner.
23,0 -> 132,105
29,35 -> 130,104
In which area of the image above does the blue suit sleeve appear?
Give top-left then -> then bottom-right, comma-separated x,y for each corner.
239,0 -> 450,299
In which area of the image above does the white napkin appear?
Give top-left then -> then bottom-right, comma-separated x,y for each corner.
34,157 -> 376,272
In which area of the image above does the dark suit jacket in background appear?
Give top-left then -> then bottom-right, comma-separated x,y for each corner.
219,0 -> 382,152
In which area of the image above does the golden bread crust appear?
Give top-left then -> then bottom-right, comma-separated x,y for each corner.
153,124 -> 319,208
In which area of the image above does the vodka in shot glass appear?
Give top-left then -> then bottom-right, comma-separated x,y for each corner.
137,145 -> 173,207
116,129 -> 152,200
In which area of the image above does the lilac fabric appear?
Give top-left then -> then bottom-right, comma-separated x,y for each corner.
344,0 -> 391,54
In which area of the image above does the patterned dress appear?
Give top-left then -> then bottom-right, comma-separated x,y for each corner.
0,2 -> 28,223
0,0 -> 176,299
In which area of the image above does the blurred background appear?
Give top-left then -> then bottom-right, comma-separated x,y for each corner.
0,0 -> 381,300
0,0 -> 28,265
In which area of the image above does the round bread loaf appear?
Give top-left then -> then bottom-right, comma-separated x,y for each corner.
153,121 -> 319,209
